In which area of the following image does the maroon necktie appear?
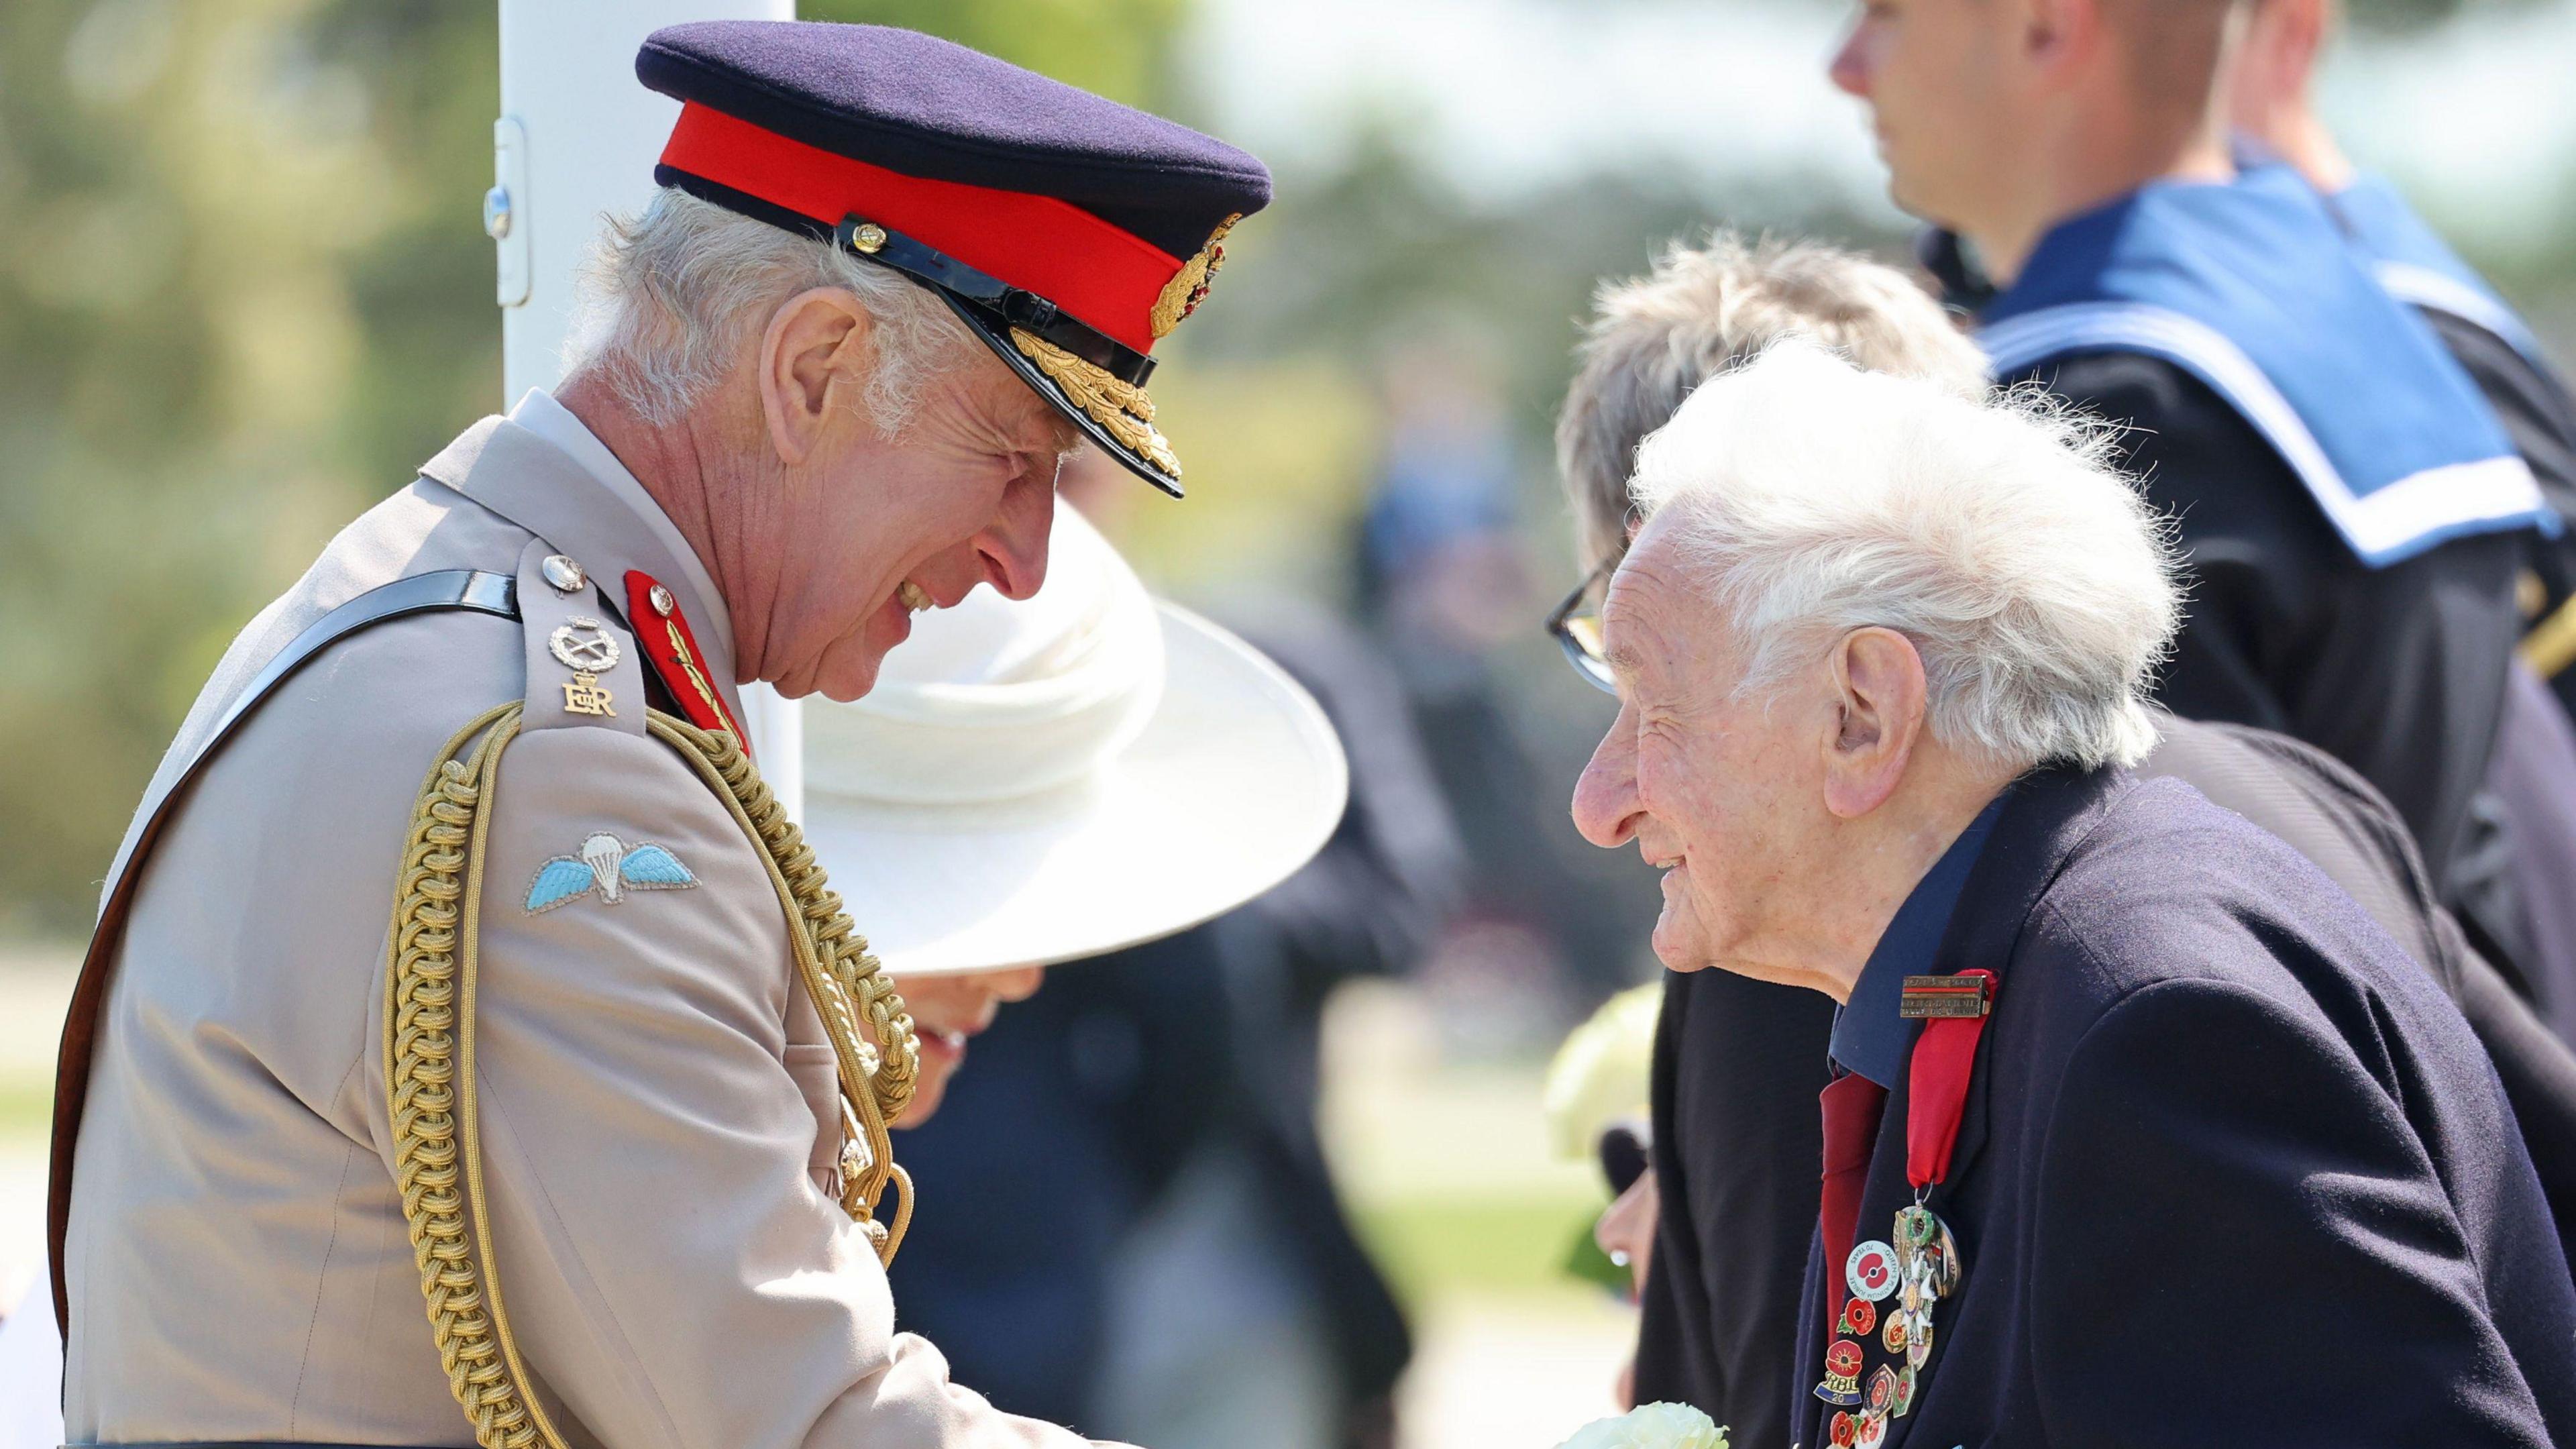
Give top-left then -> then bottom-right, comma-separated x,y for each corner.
1819,1070 -> 1889,1322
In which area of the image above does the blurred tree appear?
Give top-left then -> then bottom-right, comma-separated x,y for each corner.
806,0 -> 1183,108
0,0 -> 500,934
0,0 -> 1180,934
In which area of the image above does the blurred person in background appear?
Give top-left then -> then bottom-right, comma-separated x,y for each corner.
1548,233 -> 2576,1446
1357,347 -> 1635,1021
1831,0 -> 2563,991
886,451 -> 1465,1449
46,21 -> 1283,1448
2225,0 -> 2576,1047
1576,339 -> 2576,1446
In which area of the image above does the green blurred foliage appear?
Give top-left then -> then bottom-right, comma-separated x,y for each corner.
806,0 -> 1185,108
0,0 -> 1181,934
0,0 -> 502,933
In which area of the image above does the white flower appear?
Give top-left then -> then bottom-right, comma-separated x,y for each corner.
1542,983 -> 1663,1159
1554,1401 -> 1729,1449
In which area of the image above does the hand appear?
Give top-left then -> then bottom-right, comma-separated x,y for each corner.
1593,1167 -> 1660,1298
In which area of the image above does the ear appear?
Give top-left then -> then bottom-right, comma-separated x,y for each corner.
758,287 -> 873,468
1821,627 -> 1931,820
2280,0 -> 2331,77
2025,0 -> 2101,73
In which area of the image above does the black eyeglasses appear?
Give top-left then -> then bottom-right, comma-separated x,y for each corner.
1545,557 -> 1617,694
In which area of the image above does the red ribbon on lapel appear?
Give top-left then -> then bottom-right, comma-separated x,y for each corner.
625,570 -> 749,753
1906,967 -> 1996,1189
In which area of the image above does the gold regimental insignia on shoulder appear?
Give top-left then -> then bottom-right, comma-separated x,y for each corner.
386,704 -> 918,1449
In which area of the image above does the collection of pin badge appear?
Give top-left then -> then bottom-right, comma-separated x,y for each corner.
539,555 -> 622,718
1804,969 -> 1996,1446
1817,1202 -> 1957,1447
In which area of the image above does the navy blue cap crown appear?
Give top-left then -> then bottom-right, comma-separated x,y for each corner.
638,21 -> 1269,264
635,21 -> 1270,495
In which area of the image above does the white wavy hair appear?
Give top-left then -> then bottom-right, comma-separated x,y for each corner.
1627,339 -> 2179,770
564,188 -> 980,433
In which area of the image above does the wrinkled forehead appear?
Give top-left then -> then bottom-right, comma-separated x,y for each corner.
1600,531 -> 1689,684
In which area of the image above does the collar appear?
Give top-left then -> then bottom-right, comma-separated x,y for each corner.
1829,795 -> 2006,1088
506,388 -> 735,655
1917,227 -> 1996,315
1974,164 -> 2548,567
2326,173 -> 2548,367
419,412 -> 743,729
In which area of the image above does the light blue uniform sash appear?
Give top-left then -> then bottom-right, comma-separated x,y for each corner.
1980,164 -> 2550,567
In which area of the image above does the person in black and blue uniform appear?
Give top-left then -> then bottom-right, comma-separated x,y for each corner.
2222,0 -> 2576,1041
1834,0 -> 2557,991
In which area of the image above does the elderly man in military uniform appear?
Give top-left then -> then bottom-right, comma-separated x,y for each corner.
49,20 -> 1268,1448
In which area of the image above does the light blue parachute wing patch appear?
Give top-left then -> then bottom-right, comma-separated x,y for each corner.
619,842 -> 698,892
525,856 -> 598,914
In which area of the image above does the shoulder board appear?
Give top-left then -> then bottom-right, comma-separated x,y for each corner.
513,540 -> 646,739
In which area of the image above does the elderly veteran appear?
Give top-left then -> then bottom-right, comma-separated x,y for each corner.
1574,339 -> 2576,1447
1550,235 -> 2576,1447
51,20 -> 1269,1449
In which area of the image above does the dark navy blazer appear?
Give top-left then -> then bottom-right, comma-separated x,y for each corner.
1788,766 -> 2576,1448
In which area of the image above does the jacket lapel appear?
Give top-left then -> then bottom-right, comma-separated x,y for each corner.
1924,767 -> 2133,1184
1866,767 -> 2139,1444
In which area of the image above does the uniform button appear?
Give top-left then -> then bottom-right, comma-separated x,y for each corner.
650,584 -> 676,617
541,554 -> 586,593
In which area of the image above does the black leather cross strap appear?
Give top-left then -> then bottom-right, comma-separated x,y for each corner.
48,569 -> 519,1341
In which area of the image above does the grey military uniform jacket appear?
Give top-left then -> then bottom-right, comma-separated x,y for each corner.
61,413 -> 1106,1449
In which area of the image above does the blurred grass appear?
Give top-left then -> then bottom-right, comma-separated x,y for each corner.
1320,981 -> 1617,1309
0,1085 -> 48,1145
0,949 -> 74,1144
1354,1190 -> 1606,1303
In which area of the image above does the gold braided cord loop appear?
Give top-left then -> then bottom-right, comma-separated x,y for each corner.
1010,328 -> 1183,480
386,703 -> 561,1449
387,705 -> 919,1449
646,714 -> 919,1144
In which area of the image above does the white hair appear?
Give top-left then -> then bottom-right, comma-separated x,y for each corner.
564,188 -> 979,431
1627,339 -> 2179,771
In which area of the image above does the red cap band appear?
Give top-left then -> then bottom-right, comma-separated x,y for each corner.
658,102 -> 1183,355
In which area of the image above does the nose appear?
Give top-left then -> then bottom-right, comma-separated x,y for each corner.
974,475 -> 1057,601
1827,20 -> 1872,97
989,965 -> 1046,1004
1572,703 -> 1646,850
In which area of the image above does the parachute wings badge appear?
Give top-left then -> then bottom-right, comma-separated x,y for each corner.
525,831 -> 698,912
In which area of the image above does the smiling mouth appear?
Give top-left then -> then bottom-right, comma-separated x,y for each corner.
898,580 -> 933,613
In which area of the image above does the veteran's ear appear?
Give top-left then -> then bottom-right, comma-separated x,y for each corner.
1822,626 -> 1929,820
759,287 -> 875,467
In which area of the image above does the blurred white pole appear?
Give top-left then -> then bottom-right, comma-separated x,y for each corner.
491,0 -> 804,816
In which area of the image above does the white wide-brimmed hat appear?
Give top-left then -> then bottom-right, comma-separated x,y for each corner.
800,508 -> 1348,976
